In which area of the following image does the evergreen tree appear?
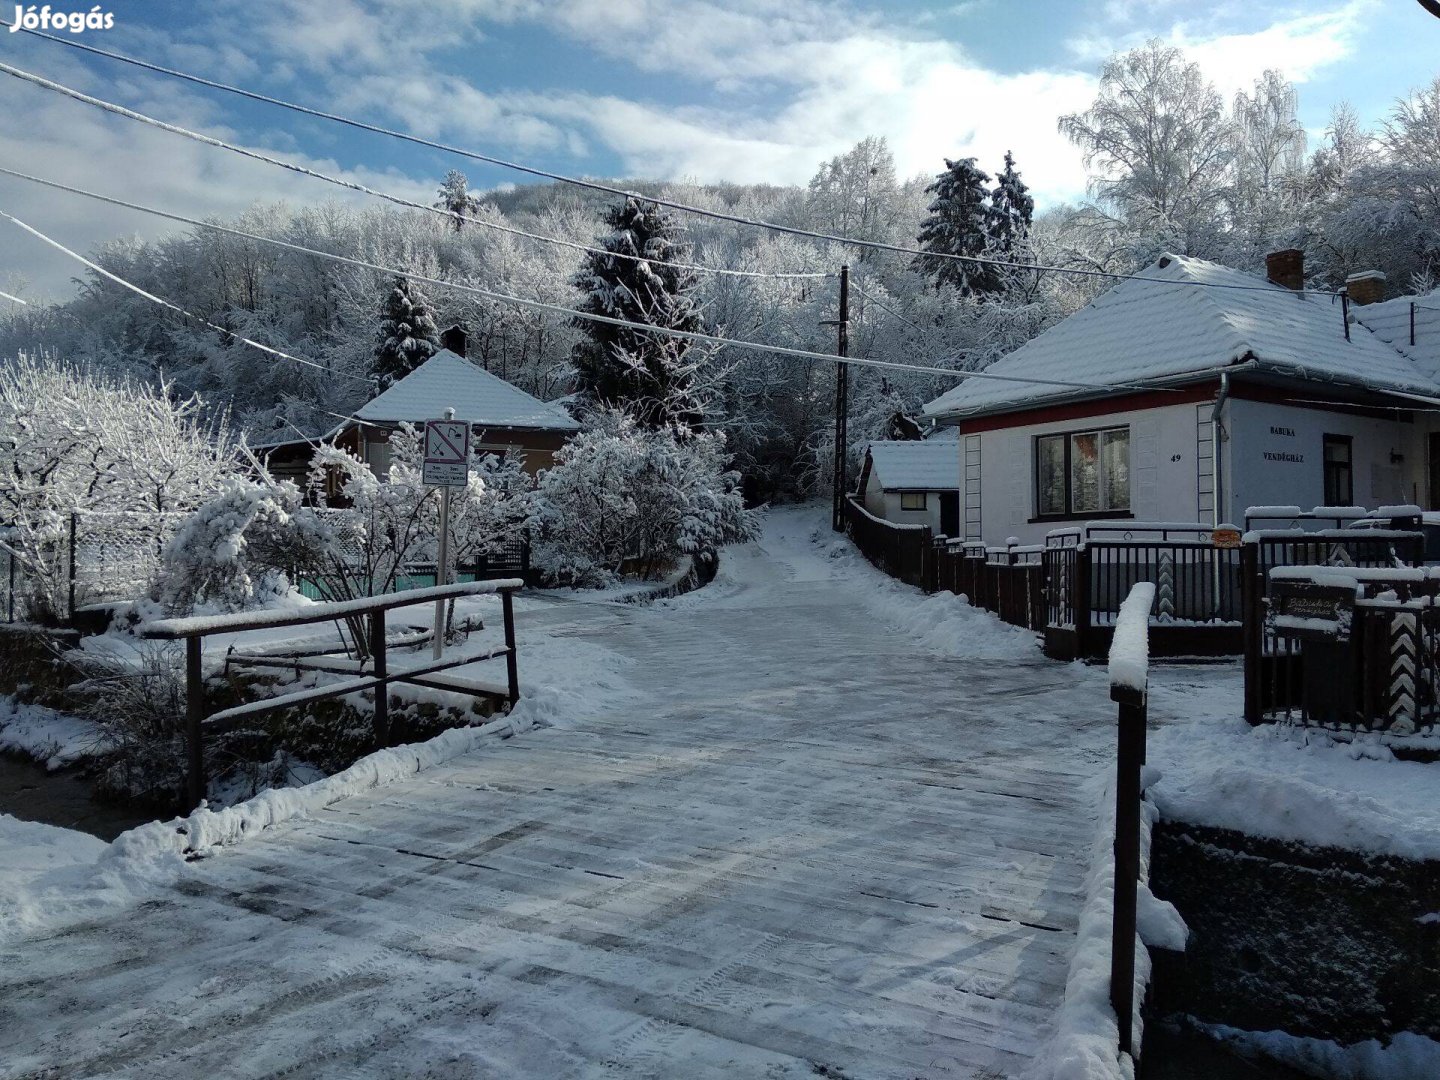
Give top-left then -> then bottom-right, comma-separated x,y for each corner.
371,277 -> 439,394
435,169 -> 479,232
570,198 -> 706,430
913,157 -> 1002,297
988,152 -> 1035,257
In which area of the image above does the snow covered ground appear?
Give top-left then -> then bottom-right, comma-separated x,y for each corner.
1146,665 -> 1440,862
0,505 -> 1121,1079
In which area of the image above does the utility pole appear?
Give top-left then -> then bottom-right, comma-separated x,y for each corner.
830,264 -> 850,532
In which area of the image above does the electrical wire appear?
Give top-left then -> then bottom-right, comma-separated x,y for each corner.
0,208 -> 371,385
0,179 -> 1183,395
0,46 -> 1328,295
0,289 -> 26,305
0,60 -> 823,282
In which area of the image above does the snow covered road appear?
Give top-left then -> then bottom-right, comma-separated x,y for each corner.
0,508 -> 1118,1079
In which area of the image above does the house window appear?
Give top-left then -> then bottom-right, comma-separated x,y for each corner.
900,492 -> 927,511
1323,434 -> 1353,506
1035,427 -> 1131,518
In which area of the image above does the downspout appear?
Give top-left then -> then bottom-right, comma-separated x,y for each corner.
1211,371 -> 1231,621
1211,371 -> 1231,528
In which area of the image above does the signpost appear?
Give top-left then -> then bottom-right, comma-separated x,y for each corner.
424,411 -> 470,658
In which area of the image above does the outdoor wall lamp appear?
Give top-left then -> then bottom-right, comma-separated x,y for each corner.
1391,450 -> 1405,464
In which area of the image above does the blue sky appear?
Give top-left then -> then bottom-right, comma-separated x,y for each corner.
1,0 -> 1438,298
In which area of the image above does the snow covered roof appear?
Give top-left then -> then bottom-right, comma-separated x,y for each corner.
923,254 -> 1440,419
866,440 -> 959,491
1353,290 -> 1440,388
353,350 -> 580,431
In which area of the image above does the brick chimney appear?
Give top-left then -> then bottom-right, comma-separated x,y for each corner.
440,323 -> 468,358
1265,249 -> 1305,291
1345,270 -> 1387,306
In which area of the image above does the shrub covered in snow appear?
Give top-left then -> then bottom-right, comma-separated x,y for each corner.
531,410 -> 755,586
154,477 -> 327,615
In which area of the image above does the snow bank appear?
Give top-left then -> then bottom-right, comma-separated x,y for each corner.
0,695 -> 102,769
1146,668 -> 1440,861
1203,1024 -> 1440,1079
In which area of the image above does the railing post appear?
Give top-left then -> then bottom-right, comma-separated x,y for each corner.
370,608 -> 388,746
502,587 -> 520,708
1107,581 -> 1152,1063
184,636 -> 205,812
1111,687 -> 1146,1058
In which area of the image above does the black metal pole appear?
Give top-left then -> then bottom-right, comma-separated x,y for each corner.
67,511 -> 77,623
1110,687 -> 1146,1059
502,588 -> 519,708
370,608 -> 388,746
185,636 -> 205,812
831,265 -> 850,533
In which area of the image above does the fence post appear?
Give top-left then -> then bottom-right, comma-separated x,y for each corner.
1075,545 -> 1092,657
1241,541 -> 1262,725
502,587 -> 520,708
370,608 -> 388,746
184,636 -> 206,813
67,511 -> 78,623
1108,581 -> 1152,1063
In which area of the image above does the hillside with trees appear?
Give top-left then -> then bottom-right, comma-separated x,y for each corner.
2,42 -> 1437,503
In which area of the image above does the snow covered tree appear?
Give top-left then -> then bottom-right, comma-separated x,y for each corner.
570,198 -> 707,430
805,137 -> 905,251
0,354 -> 240,622
913,157 -> 1002,297
371,278 -> 439,394
435,169 -> 480,232
531,410 -> 755,585
988,152 -> 1035,258
1059,40 -> 1234,257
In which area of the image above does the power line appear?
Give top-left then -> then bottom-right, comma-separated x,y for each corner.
0,208 -> 371,386
0,289 -> 26,305
0,45 -> 1324,295
0,174 -> 1183,396
852,280 -> 930,338
0,61 -> 824,284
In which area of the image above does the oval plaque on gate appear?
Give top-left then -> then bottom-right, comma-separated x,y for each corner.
1212,527 -> 1242,548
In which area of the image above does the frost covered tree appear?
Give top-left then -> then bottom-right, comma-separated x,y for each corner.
0,355 -> 240,622
1059,40 -> 1234,256
435,170 -> 481,232
805,137 -> 905,251
570,198 -> 708,430
988,152 -> 1035,258
532,410 -> 755,585
371,277 -> 440,393
913,157 -> 1002,297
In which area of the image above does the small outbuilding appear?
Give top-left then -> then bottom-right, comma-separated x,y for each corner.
260,327 -> 579,491
857,439 -> 963,538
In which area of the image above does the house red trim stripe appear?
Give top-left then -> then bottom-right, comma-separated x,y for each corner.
954,384 -> 1219,434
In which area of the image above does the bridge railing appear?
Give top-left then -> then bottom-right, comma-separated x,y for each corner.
139,579 -> 522,811
1108,581 -> 1153,1059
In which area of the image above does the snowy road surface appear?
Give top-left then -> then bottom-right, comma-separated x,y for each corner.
0,509 -> 1118,1079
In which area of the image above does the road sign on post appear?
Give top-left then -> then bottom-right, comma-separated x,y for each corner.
425,413 -> 469,658
423,419 -> 470,488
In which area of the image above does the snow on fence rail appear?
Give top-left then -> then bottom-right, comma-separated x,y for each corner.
1108,582 -> 1153,1061
138,579 -> 523,811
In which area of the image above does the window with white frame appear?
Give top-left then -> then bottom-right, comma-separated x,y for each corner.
900,492 -> 927,511
1034,427 -> 1131,518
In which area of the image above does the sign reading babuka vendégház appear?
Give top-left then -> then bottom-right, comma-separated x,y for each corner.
9,5 -> 115,32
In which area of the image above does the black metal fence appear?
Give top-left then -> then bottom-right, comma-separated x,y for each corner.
1241,523 -> 1434,734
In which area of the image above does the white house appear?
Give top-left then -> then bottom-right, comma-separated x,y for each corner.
857,439 -> 962,536
921,250 -> 1440,547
